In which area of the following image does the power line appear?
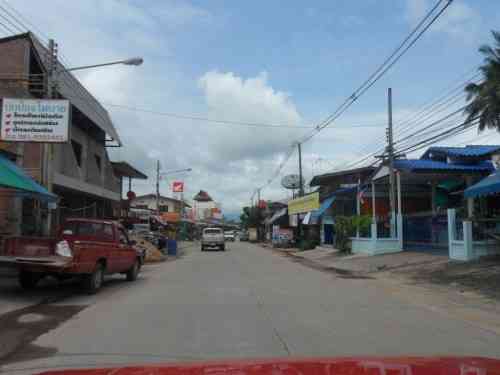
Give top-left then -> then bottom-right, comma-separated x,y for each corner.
0,0 -> 50,41
336,68 -> 480,168
331,71 -> 478,172
102,102 -> 385,130
298,0 -> 454,145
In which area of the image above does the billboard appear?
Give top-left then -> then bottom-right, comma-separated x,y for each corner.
1,98 -> 70,143
288,192 -> 320,215
172,181 -> 184,192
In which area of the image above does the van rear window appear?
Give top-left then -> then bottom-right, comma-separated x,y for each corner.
204,229 -> 222,234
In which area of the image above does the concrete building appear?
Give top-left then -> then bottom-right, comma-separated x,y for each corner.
192,190 -> 220,220
0,32 -> 143,236
130,194 -> 189,213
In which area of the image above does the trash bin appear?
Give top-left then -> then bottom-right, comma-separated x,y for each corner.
167,239 -> 177,256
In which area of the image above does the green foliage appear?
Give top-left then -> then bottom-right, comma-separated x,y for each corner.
240,206 -> 263,229
298,238 -> 319,251
334,215 -> 372,253
464,31 -> 500,131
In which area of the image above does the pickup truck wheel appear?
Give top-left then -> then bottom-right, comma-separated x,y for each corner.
126,260 -> 139,281
201,245 -> 205,251
19,271 -> 41,290
83,263 -> 104,294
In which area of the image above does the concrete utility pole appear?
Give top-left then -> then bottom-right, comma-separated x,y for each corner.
298,142 -> 304,197
386,88 -> 396,235
156,160 -> 160,213
41,39 -> 57,235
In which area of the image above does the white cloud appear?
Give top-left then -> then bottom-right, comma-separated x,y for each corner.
197,71 -> 307,161
405,0 -> 480,41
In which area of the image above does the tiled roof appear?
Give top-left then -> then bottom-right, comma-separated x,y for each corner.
422,145 -> 500,159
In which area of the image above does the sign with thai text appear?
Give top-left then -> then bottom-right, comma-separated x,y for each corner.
1,98 -> 70,143
288,192 -> 320,215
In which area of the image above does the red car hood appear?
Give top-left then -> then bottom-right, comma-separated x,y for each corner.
37,356 -> 500,375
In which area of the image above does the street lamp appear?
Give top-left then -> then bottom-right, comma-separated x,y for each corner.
159,168 -> 192,177
42,37 -> 144,235
63,57 -> 144,72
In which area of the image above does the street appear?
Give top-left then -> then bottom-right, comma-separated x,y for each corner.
2,241 -> 500,373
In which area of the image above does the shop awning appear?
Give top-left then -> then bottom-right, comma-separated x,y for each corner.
310,195 -> 337,222
0,153 -> 58,202
464,171 -> 500,198
269,207 -> 287,224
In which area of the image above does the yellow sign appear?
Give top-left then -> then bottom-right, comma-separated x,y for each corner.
288,192 -> 320,215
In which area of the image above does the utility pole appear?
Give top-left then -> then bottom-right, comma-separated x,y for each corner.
41,39 -> 57,235
156,160 -> 160,213
298,142 -> 304,197
257,188 -> 261,204
386,88 -> 396,235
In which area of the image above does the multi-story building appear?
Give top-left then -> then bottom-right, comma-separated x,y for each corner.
192,190 -> 220,220
0,32 -> 144,236
130,194 -> 190,213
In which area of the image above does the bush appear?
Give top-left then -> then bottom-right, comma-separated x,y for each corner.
298,239 -> 317,251
334,215 -> 372,253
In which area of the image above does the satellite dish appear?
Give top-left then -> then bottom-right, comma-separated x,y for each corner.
281,174 -> 302,190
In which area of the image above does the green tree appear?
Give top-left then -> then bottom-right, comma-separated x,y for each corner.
240,207 -> 262,229
464,31 -> 500,131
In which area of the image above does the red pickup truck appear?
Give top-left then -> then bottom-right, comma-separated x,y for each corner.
0,218 -> 141,293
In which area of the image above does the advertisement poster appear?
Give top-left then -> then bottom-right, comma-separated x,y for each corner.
288,192 -> 320,215
1,98 -> 70,143
172,181 -> 184,192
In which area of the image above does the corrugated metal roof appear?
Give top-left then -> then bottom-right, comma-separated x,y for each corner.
394,159 -> 494,173
310,166 -> 375,187
111,162 -> 148,179
464,171 -> 500,198
422,145 -> 500,159
26,33 -> 122,144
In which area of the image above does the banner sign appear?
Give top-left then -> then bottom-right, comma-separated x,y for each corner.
1,98 -> 70,143
288,192 -> 320,215
172,181 -> 184,192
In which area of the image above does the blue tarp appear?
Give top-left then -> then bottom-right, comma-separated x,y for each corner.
464,171 -> 500,198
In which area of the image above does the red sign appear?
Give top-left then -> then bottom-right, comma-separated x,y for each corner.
172,181 -> 184,192
126,191 -> 136,200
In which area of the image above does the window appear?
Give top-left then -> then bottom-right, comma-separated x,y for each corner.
78,222 -> 102,236
159,205 -> 169,213
71,140 -> 83,167
204,228 -> 222,235
94,154 -> 102,172
102,224 -> 114,240
118,228 -> 129,245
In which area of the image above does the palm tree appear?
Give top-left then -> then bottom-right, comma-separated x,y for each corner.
464,31 -> 500,131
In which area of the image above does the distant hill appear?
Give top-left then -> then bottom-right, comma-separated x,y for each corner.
224,212 -> 241,222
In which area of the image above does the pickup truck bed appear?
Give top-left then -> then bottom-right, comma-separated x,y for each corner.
0,218 -> 142,293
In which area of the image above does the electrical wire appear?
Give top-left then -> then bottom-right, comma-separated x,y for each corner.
330,71 -> 479,172
298,0 -> 454,145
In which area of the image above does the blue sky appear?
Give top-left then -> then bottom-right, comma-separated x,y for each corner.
5,0 -> 500,214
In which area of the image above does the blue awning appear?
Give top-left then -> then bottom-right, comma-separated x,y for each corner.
464,171 -> 500,198
310,195 -> 336,221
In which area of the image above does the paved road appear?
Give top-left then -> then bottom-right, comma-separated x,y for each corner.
2,241 -> 500,373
